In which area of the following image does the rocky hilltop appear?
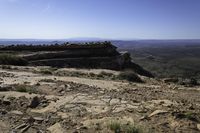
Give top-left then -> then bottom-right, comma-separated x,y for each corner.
0,42 -> 153,77
0,42 -> 199,132
0,66 -> 199,133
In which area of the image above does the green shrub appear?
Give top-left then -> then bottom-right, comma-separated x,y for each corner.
109,122 -> 121,133
99,71 -> 114,77
173,112 -> 198,122
189,78 -> 198,86
0,54 -> 28,66
40,69 -> 53,75
38,67 -> 58,75
108,121 -> 142,133
88,72 -> 96,77
15,85 -> 28,92
125,124 -> 140,133
39,79 -> 55,82
15,85 -> 37,94
95,71 -> 115,79
117,71 -> 143,83
1,65 -> 11,69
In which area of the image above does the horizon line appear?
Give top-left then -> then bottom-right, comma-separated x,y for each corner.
0,38 -> 200,41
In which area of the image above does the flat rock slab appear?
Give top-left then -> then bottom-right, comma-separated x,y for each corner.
148,110 -> 168,117
197,124 -> 200,131
47,123 -> 65,133
9,110 -> 23,115
0,121 -> 10,133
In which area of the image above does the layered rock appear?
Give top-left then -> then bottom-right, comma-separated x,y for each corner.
1,42 -> 153,77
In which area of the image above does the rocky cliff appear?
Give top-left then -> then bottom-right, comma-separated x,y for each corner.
1,42 -> 153,77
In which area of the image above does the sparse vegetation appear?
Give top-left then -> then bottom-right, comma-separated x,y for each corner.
122,44 -> 200,80
39,79 -> 55,82
109,122 -> 121,133
15,85 -> 37,94
178,78 -> 199,86
39,68 -> 57,75
15,85 -> 27,92
0,86 -> 11,91
88,72 -> 96,77
1,65 -> 12,69
117,71 -> 143,83
55,70 -> 117,80
99,71 -> 114,77
55,69 -> 145,82
175,112 -> 199,122
55,71 -> 86,77
0,41 -> 114,51
188,78 -> 198,86
40,69 -> 53,75
108,121 -> 141,133
0,54 -> 28,66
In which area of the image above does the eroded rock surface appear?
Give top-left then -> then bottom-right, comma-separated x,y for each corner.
0,66 -> 199,132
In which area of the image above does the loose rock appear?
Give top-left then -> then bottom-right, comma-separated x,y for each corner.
148,110 -> 168,117
29,96 -> 40,108
10,110 -> 23,115
197,124 -> 200,131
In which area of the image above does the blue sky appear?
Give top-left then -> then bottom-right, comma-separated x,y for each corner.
0,0 -> 200,39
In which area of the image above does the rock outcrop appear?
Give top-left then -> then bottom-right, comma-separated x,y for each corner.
1,42 -> 153,77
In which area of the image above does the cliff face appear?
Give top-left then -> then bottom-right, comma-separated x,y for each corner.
1,42 -> 153,77
23,46 -> 119,61
27,51 -> 130,71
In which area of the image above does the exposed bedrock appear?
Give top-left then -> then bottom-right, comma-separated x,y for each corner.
14,42 -> 153,77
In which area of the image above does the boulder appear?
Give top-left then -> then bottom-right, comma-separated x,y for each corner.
29,96 -> 40,108
47,123 -> 65,133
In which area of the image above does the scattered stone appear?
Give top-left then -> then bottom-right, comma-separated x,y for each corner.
33,117 -> 44,122
151,99 -> 176,107
188,104 -> 195,110
148,110 -> 168,117
20,125 -> 30,133
2,99 -> 11,105
37,130 -> 45,133
139,115 -> 149,121
197,124 -> 200,131
0,109 -> 7,115
26,116 -> 35,124
0,121 -> 9,132
10,110 -> 23,115
73,130 -> 79,133
47,123 -> 65,133
14,123 -> 27,130
109,99 -> 120,105
172,86 -> 178,90
77,126 -> 88,130
0,85 -> 12,91
0,66 -> 200,133
59,85 -> 65,89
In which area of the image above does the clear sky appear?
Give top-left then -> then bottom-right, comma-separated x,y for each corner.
0,0 -> 200,39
